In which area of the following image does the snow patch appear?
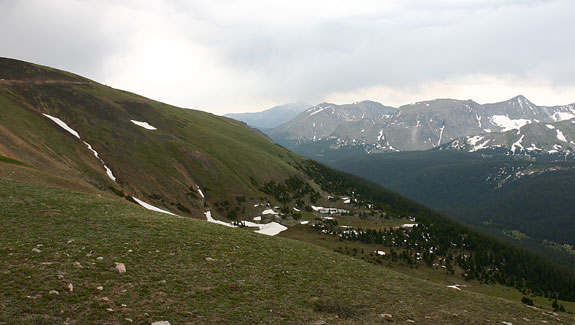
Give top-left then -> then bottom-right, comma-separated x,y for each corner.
309,106 -> 329,116
447,284 -> 463,291
253,216 -> 262,221
526,143 -> 542,151
511,135 -> 525,153
489,115 -> 531,132
467,135 -> 483,146
262,209 -> 278,215
311,205 -> 323,212
130,120 -> 157,130
546,124 -> 555,129
204,212 -> 287,235
204,211 -> 236,228
470,140 -> 490,152
548,144 -> 563,154
253,222 -> 287,236
133,197 -> 178,216
375,250 -> 386,256
300,221 -> 309,225
377,129 -> 384,141
556,129 -> 567,142
399,223 -> 418,228
197,188 -> 205,199
552,111 -> 575,122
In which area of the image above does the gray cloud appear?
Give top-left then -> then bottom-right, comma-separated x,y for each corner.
0,0 -> 124,80
1,0 -> 573,112
204,0 -> 574,98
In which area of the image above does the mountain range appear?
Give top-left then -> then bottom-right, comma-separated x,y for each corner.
269,96 -> 575,160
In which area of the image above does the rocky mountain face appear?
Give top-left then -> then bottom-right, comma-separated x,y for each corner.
270,96 -> 575,158
224,101 -> 310,130
442,117 -> 575,160
270,100 -> 394,140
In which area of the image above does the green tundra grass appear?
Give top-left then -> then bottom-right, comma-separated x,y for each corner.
1,178 -> 573,324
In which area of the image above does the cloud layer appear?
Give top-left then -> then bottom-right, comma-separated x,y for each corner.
1,0 -> 574,114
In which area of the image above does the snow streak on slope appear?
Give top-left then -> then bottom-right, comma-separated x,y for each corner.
309,105 -> 330,116
377,129 -> 384,141
133,197 -> 178,216
204,211 -> 236,228
43,114 -> 81,138
43,114 -> 117,181
82,141 -> 116,181
511,135 -> 525,153
557,130 -> 568,142
130,120 -> 157,130
437,125 -> 445,146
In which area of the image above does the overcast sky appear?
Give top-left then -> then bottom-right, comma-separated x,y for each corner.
1,0 -> 574,114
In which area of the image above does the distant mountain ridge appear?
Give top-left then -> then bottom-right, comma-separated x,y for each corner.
269,96 -> 575,159
225,101 -> 310,130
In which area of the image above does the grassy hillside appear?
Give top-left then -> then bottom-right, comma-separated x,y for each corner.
2,178 -> 573,324
0,57 -> 306,220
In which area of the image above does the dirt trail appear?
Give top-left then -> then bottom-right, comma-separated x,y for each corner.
0,79 -> 91,85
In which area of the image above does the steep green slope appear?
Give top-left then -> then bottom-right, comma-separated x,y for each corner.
2,178 -> 573,324
0,57 -> 305,219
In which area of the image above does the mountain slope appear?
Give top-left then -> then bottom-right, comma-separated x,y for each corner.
225,101 -> 310,130
270,96 -> 575,159
4,178 -> 573,324
3,58 -> 575,315
0,57 -> 310,221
